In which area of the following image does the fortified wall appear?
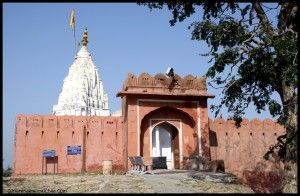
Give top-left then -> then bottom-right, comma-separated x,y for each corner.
14,115 -> 125,174
13,72 -> 286,177
13,115 -> 286,175
209,118 -> 286,179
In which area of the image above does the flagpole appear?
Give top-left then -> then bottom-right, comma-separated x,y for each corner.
74,19 -> 76,55
70,9 -> 77,56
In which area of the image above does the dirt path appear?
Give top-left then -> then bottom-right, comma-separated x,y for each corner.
142,173 -> 198,193
3,172 -> 254,193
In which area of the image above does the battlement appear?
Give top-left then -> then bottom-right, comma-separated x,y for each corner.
117,72 -> 215,98
15,114 -> 123,130
209,118 -> 285,133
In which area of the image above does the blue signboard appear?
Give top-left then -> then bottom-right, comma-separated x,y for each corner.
43,150 -> 56,157
67,145 -> 81,155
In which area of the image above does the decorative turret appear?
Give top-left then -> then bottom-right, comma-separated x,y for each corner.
53,29 -> 110,116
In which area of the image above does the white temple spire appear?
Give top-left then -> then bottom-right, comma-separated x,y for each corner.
53,28 -> 110,116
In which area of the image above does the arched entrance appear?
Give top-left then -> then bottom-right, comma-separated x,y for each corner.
151,122 -> 179,169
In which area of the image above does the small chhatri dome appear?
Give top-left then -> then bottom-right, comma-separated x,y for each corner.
81,27 -> 88,46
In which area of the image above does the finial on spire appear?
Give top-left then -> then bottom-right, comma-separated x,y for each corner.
81,27 -> 88,46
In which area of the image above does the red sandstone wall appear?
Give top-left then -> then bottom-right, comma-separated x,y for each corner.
14,113 -> 284,177
209,118 -> 286,175
13,115 -> 125,175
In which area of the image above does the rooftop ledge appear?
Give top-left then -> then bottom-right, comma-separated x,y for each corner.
116,72 -> 215,98
116,90 -> 215,98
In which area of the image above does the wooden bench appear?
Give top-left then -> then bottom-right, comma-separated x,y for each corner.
128,156 -> 153,172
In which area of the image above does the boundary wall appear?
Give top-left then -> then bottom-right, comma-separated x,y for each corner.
14,114 -> 125,174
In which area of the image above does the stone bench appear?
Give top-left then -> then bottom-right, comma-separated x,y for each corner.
143,157 -> 153,171
128,156 -> 138,170
128,156 -> 153,172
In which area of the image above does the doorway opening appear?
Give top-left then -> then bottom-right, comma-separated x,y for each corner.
151,122 -> 179,169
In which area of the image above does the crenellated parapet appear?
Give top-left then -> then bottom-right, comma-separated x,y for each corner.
209,117 -> 285,134
15,114 -> 123,131
117,72 -> 214,97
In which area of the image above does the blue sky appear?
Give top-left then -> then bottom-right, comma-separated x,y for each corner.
3,3 -> 279,168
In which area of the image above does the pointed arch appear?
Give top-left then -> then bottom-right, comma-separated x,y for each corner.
151,121 -> 180,169
140,106 -> 197,169
141,106 -> 196,129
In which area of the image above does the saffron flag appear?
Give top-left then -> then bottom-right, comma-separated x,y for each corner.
70,9 -> 75,30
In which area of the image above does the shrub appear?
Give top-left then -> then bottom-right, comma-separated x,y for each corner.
3,166 -> 13,177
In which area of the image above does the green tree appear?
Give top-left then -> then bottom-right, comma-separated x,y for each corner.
139,1 -> 297,163
139,1 -> 297,191
3,166 -> 13,177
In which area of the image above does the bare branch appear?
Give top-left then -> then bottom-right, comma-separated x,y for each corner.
240,45 -> 250,53
261,3 -> 280,12
208,79 -> 238,90
252,3 -> 274,35
293,51 -> 298,66
216,4 -> 230,20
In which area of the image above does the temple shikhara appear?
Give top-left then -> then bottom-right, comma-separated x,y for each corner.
13,29 -> 286,181
52,29 -> 109,116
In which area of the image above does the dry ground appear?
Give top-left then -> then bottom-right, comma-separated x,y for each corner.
3,172 -> 254,193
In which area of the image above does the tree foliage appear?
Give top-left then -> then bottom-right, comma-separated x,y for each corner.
3,166 -> 13,177
139,1 -> 298,162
